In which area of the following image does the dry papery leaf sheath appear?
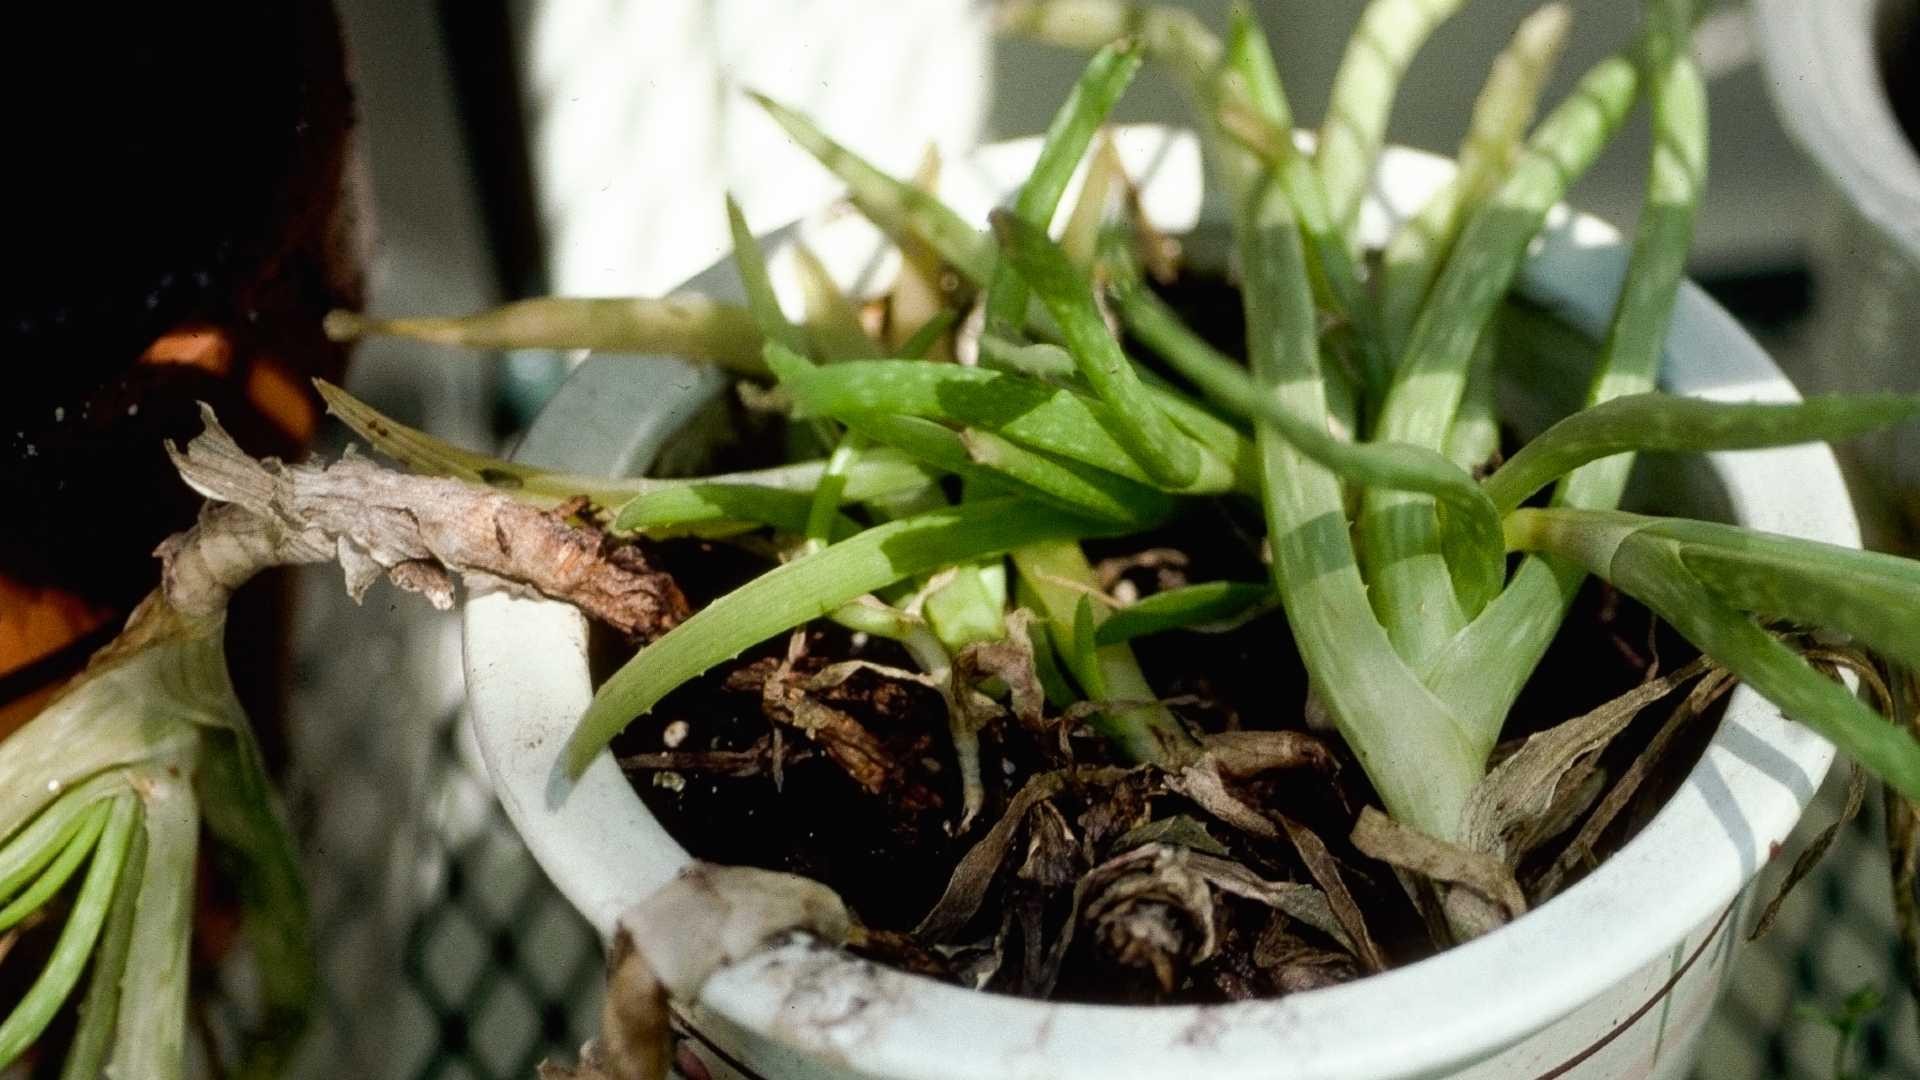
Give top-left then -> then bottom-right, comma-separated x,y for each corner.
161,404 -> 687,636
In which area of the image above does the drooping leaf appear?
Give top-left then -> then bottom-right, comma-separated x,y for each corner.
1487,393 -> 1920,514
571,499 -> 1113,772
322,294 -> 768,376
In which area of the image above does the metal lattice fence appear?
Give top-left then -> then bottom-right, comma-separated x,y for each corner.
277,434 -> 606,1080
1695,776 -> 1919,1077
395,711 -> 605,1079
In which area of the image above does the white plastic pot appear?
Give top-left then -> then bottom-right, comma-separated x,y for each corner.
463,127 -> 1852,1079
1754,0 -> 1920,520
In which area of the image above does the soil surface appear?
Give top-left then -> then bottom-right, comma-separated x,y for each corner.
603,501 -> 1715,1006
606,531 -> 1710,1004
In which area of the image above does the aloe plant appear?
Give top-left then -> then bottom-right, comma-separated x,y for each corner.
325,0 -> 1920,857
28,0 -> 1920,1068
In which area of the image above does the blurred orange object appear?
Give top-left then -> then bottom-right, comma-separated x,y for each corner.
0,580 -> 112,738
0,0 -> 358,741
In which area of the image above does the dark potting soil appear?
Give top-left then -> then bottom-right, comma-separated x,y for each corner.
601,524 -> 1712,1006
602,534 -> 1712,1006
599,276 -> 1723,1006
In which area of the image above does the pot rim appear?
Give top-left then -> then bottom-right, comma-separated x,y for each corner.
463,126 -> 1849,1078
1754,0 -> 1920,258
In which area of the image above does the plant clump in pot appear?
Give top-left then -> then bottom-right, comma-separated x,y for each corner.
43,1 -> 1920,1073
318,0 -> 1920,1073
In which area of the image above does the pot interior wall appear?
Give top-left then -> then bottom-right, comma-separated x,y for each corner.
1489,317 -> 1736,527
1879,0 -> 1920,152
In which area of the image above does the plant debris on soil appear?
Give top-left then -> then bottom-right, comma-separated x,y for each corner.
606,525 -> 1721,1005
595,296 -> 1736,1004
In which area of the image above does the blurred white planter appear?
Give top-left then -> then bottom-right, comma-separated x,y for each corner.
522,0 -> 990,296
1755,0 -> 1920,523
464,126 -> 1850,1078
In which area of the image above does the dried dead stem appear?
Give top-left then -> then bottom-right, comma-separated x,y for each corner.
162,405 -> 687,637
1462,656 -> 1716,867
1351,808 -> 1524,943
727,641 -> 940,810
1748,647 -> 1891,944
917,766 -> 1133,940
1165,760 -> 1386,971
1533,666 -> 1736,899
904,748 -> 1385,996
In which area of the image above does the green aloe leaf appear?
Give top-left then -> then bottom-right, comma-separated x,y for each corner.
108,766 -> 199,1080
1377,3 -> 1572,356
1422,0 -> 1711,743
0,794 -> 138,1070
768,345 -> 1172,526
1508,508 -> 1920,802
59,808 -> 145,1080
570,499 -> 1114,771
778,358 -> 1243,494
616,483 -> 843,537
984,39 -> 1145,334
1487,393 -> 1920,514
898,310 -> 958,359
1526,510 -> 1920,677
1316,0 -> 1470,245
726,193 -> 809,357
750,92 -> 996,284
1009,541 -> 1194,762
1109,278 -> 1506,615
1238,167 -> 1484,840
324,378 -> 940,520
197,725 -> 316,1073
1094,581 -> 1275,645
0,773 -> 125,906
1217,8 -> 1389,397
991,211 -> 1204,489
0,801 -> 109,932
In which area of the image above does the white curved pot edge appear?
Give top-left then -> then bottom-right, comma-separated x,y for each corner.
463,124 -> 1850,1079
1754,0 -> 1920,258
